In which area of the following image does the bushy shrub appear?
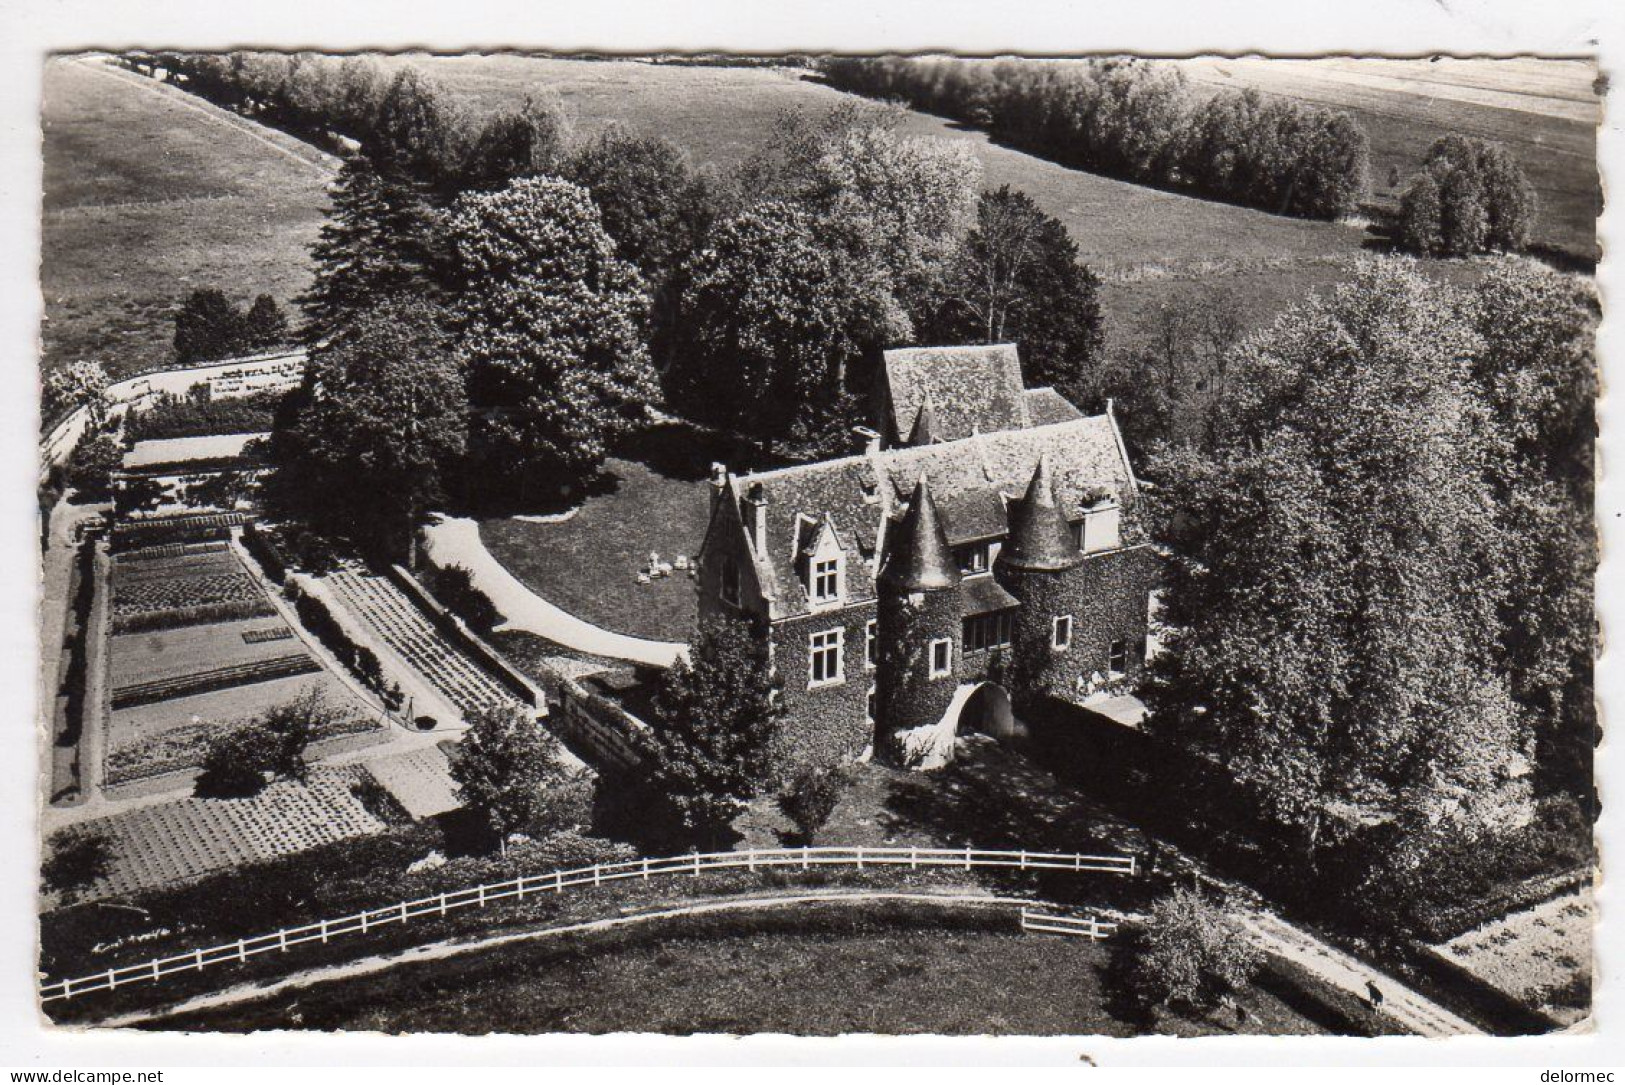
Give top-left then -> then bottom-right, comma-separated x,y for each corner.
777,766 -> 846,845
42,828 -> 112,903
65,430 -> 120,502
1122,886 -> 1263,1013
195,725 -> 283,798
241,522 -> 288,583
425,563 -> 503,634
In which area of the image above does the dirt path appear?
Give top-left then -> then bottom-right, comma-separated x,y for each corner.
422,516 -> 686,668
95,888 -> 1025,1028
1240,911 -> 1480,1037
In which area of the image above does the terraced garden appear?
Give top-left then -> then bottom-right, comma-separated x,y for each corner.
48,765 -> 391,901
105,544 -> 380,787
323,565 -> 523,716
1437,887 -> 1593,1027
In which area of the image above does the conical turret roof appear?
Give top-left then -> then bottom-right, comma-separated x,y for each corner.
999,456 -> 1082,572
880,476 -> 961,592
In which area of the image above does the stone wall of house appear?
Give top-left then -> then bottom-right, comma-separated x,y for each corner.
768,603 -> 878,777
1009,543 -> 1155,703
875,584 -> 964,761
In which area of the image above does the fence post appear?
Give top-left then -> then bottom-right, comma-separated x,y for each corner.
236,939 -> 246,963
196,947 -> 206,970
106,968 -> 117,991
1020,849 -> 1027,869
748,850 -> 755,872
151,960 -> 161,982
642,857 -> 650,879
594,864 -> 602,887
555,871 -> 563,893
1074,853 -> 1080,871
477,886 -> 486,907
693,853 -> 701,877
360,911 -> 369,933
910,847 -> 918,869
802,846 -> 809,870
856,848 -> 863,871
965,845 -> 972,870
279,929 -> 288,952
61,978 -> 72,1001
400,901 -> 409,924
319,920 -> 329,944
440,892 -> 448,916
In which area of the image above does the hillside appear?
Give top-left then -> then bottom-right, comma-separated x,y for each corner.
40,56 -> 335,379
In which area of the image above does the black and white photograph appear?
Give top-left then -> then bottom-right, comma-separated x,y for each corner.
4,0 -> 1616,1072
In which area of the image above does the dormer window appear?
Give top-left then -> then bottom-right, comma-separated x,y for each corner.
955,541 -> 991,576
812,556 -> 841,604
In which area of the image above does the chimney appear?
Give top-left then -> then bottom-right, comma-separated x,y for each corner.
1080,495 -> 1122,554
743,482 -> 769,557
852,425 -> 881,456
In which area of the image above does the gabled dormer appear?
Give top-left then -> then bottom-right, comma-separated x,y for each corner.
795,514 -> 847,609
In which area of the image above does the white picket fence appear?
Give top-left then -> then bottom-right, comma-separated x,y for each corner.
41,844 -> 1135,1004
1020,907 -> 1120,940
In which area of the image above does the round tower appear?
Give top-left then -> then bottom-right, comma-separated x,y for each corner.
995,456 -> 1084,703
875,476 -> 963,764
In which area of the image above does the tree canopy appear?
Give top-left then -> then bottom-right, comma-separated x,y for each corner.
269,296 -> 466,557
648,615 -> 783,844
451,703 -> 575,852
1145,258 -> 1532,864
921,185 -> 1104,407
449,176 -> 657,505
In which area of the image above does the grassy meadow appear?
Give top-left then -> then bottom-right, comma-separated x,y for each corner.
396,54 -> 1595,351
40,56 -> 335,379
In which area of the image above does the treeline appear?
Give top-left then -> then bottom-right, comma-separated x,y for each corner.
819,56 -> 1369,220
138,51 -> 568,196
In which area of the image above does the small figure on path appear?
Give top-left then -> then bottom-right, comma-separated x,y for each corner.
1366,979 -> 1384,1009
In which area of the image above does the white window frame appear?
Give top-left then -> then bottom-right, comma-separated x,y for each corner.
1109,639 -> 1129,677
956,541 -> 991,577
1052,615 -> 1073,652
928,637 -> 953,680
808,628 -> 845,689
720,555 -> 741,607
865,618 -> 877,670
866,683 -> 878,724
811,555 -> 842,605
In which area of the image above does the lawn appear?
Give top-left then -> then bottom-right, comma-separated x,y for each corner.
40,56 -> 334,379
477,423 -> 750,641
148,901 -> 1335,1036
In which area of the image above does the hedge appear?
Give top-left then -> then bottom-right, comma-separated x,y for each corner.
820,56 -> 1369,221
240,522 -> 288,583
284,580 -> 402,709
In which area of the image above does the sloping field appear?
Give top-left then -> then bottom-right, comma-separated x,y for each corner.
40,56 -> 334,378
1175,57 -> 1601,260
393,54 -> 1367,280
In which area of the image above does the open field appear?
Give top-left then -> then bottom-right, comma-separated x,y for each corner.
40,56 -> 333,378
1175,57 -> 1600,261
148,901 -> 1340,1036
108,616 -> 298,688
1438,886 -> 1593,1026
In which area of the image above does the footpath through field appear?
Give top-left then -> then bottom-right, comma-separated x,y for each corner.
95,887 -> 1026,1028
1239,910 -> 1480,1037
422,515 -> 686,668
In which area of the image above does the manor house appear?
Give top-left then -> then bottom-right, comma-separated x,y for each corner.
697,344 -> 1155,771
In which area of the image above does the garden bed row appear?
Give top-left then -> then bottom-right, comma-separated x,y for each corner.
110,653 -> 318,709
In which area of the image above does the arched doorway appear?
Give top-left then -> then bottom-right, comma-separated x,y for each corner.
956,682 -> 1018,740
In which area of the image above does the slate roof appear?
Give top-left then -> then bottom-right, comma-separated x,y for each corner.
726,413 -> 1137,619
1024,387 -> 1084,427
878,478 -> 960,592
1000,455 -> 1084,572
963,575 -> 1020,615
883,345 -> 1028,443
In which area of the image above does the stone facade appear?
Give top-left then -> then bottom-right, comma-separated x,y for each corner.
695,343 -> 1156,772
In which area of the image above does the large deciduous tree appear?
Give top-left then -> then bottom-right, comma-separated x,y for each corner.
448,177 -> 658,505
174,288 -> 249,363
1145,258 -> 1530,868
922,185 -> 1104,407
269,296 -> 466,558
666,201 -> 894,446
1396,136 -> 1536,257
648,616 -> 783,845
